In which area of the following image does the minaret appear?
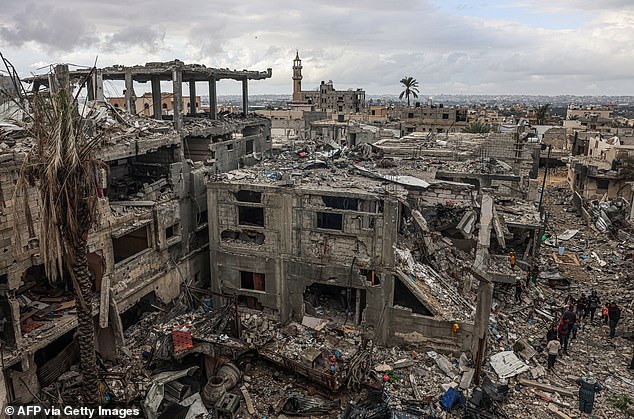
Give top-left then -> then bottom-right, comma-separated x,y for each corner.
292,51 -> 303,102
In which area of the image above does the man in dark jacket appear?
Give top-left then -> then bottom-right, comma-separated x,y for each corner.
587,290 -> 600,323
563,306 -> 578,340
576,376 -> 602,415
576,293 -> 587,318
558,319 -> 570,354
514,280 -> 524,302
608,302 -> 621,338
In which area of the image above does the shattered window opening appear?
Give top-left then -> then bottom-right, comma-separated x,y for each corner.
165,223 -> 180,240
321,196 -> 358,210
238,206 -> 264,227
317,212 -> 343,230
113,225 -> 151,263
240,271 -> 266,292
235,190 -> 262,203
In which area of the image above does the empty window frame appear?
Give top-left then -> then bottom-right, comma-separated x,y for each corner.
238,206 -> 264,227
165,223 -> 180,240
235,190 -> 262,203
322,196 -> 358,210
240,271 -> 265,291
113,225 -> 150,263
317,212 -> 343,230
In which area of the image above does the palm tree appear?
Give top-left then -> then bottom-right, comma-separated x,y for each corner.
13,64 -> 102,405
536,103 -> 550,125
399,77 -> 419,107
462,122 -> 491,133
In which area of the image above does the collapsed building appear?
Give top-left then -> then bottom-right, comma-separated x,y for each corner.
4,59 -> 628,419
0,61 -> 272,407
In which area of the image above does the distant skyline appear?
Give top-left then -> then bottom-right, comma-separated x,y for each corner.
1,0 -> 633,96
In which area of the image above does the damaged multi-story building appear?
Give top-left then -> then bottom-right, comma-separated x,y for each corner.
290,52 -> 366,115
0,60 -> 272,406
207,161 -> 476,350
391,103 -> 469,135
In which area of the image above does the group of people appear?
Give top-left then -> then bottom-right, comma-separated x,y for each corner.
566,291 -> 622,337
545,291 -> 623,373
543,292 -> 625,417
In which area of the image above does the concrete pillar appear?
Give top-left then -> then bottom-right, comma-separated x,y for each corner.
355,290 -> 362,325
124,71 -> 136,115
188,81 -> 197,116
208,76 -> 217,120
172,69 -> 183,131
207,187 -> 222,309
381,200 -> 398,268
242,78 -> 248,116
86,78 -> 94,101
32,80 -> 40,94
471,194 -> 494,362
151,76 -> 162,120
95,70 -> 104,101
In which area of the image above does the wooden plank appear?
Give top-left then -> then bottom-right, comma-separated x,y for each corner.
547,403 -> 573,419
534,391 -> 571,408
109,200 -> 155,207
519,379 -> 574,397
240,385 -> 256,415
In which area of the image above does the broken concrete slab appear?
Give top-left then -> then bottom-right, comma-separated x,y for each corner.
490,351 -> 530,379
459,368 -> 475,389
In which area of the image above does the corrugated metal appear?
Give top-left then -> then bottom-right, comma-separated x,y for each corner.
37,340 -> 79,387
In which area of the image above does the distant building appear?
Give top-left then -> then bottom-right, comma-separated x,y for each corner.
391,103 -> 468,135
108,92 -> 201,117
290,52 -> 366,114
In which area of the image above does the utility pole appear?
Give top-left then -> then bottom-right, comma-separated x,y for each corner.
537,144 -> 552,214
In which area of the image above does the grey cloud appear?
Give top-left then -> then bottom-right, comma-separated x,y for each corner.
103,26 -> 165,52
0,4 -> 99,51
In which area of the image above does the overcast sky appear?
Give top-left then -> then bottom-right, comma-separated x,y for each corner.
1,0 -> 633,96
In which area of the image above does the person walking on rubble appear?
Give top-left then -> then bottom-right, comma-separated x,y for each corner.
587,290 -> 600,323
608,302 -> 621,338
601,304 -> 609,326
547,323 -> 558,342
576,293 -> 587,318
576,376 -> 602,416
514,279 -> 524,302
530,264 -> 539,286
546,337 -> 561,371
563,305 -> 578,340
558,318 -> 571,355
509,250 -> 516,270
